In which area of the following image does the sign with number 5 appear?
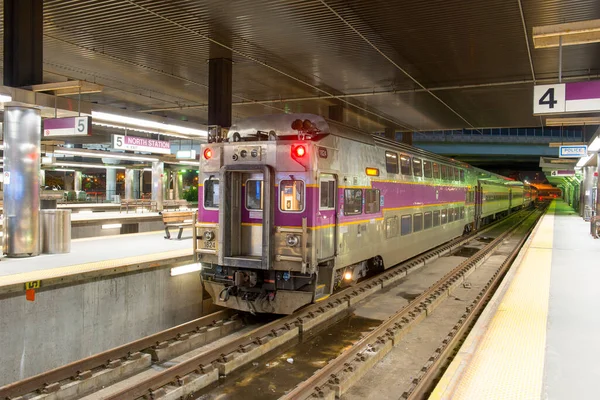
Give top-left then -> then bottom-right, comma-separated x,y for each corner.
533,84 -> 566,114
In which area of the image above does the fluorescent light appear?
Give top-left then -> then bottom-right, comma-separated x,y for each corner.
54,168 -> 75,172
49,162 -> 126,170
78,210 -> 94,214
0,94 -> 12,102
589,137 -> 600,152
102,223 -> 122,229
166,160 -> 200,167
546,117 -> 600,126
92,111 -> 207,138
55,148 -> 159,162
576,155 -> 592,168
170,263 -> 202,276
176,149 -> 197,160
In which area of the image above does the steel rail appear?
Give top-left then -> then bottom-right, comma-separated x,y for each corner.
282,207 -> 541,400
104,209 -> 530,400
404,208 -> 544,399
0,309 -> 235,399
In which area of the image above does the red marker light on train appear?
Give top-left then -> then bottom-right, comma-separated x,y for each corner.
203,148 -> 212,160
294,145 -> 306,157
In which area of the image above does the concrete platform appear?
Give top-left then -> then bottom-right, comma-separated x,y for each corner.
430,200 -> 600,400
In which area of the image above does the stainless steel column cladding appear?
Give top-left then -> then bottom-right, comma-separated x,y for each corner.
124,168 -> 134,200
3,105 -> 41,257
152,161 -> 165,211
74,170 -> 82,192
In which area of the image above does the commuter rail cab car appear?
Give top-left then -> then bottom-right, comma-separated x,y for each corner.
196,114 -> 523,314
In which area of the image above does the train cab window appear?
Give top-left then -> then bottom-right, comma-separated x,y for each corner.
423,160 -> 432,178
246,180 -> 264,210
365,189 -> 381,214
344,189 -> 363,216
203,179 -> 220,209
433,163 -> 440,179
441,208 -> 448,224
441,165 -> 448,181
460,169 -> 465,182
413,158 -> 423,177
385,151 -> 399,174
433,210 -> 441,227
400,154 -> 412,175
319,179 -> 336,210
413,213 -> 423,232
424,212 -> 433,229
401,215 -> 412,236
279,180 -> 305,212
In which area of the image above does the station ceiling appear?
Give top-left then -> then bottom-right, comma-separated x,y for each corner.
2,0 -> 600,134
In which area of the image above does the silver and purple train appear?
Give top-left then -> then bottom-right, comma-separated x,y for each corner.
196,114 -> 532,314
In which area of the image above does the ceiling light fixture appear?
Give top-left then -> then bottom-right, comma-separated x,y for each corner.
54,148 -> 159,162
48,161 -> 127,170
546,117 -> 600,126
91,111 -> 207,138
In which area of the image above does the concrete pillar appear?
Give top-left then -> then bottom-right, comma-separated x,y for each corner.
152,162 -> 165,211
132,170 -> 140,199
384,127 -> 396,141
328,105 -> 344,122
124,168 -> 134,200
73,170 -> 82,192
3,0 -> 43,87
106,168 -> 116,201
208,58 -> 233,128
3,105 -> 41,257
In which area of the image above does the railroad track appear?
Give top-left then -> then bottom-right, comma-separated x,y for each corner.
283,205 -> 545,400
0,209 -> 534,400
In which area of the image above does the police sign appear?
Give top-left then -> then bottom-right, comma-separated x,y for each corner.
559,145 -> 587,158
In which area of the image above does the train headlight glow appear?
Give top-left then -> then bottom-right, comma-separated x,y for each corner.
286,234 -> 300,247
344,271 -> 353,281
203,231 -> 215,241
294,145 -> 306,158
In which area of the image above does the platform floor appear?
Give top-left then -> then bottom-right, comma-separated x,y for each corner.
0,229 -> 193,278
431,200 -> 600,400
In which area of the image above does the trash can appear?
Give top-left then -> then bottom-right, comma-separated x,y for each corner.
40,209 -> 71,254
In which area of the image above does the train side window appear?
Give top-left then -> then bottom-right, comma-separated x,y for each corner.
448,207 -> 455,222
433,210 -> 440,227
344,189 -> 363,216
365,189 -> 381,214
413,213 -> 423,232
279,180 -> 305,212
319,179 -> 336,210
246,180 -> 264,210
460,169 -> 465,182
423,160 -> 432,178
401,215 -> 412,236
413,158 -> 423,177
424,212 -> 433,229
203,179 -> 220,209
433,163 -> 440,179
441,165 -> 448,181
460,207 -> 465,219
441,208 -> 448,224
453,168 -> 459,181
385,151 -> 399,174
400,154 -> 412,175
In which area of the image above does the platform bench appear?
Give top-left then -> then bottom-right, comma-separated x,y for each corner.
162,210 -> 195,240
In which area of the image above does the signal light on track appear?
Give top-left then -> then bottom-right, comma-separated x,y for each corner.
203,148 -> 212,160
294,145 -> 306,158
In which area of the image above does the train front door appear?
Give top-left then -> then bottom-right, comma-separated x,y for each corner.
219,166 -> 273,270
317,174 -> 337,260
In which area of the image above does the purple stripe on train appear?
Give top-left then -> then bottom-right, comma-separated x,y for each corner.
198,181 -> 467,227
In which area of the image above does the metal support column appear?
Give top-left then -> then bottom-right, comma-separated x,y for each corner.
124,169 -> 134,200
401,132 -> 413,146
39,169 -> 45,187
106,168 -> 116,202
132,169 -> 140,199
73,170 -> 82,192
173,171 -> 183,200
3,0 -> 43,87
3,105 -> 41,257
208,58 -> 233,128
152,162 -> 165,211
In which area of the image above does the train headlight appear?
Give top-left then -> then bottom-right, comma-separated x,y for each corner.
286,234 -> 299,247
203,231 -> 215,241
344,271 -> 353,281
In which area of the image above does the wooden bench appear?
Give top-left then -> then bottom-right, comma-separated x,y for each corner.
162,210 -> 195,239
163,199 -> 190,210
119,198 -> 157,213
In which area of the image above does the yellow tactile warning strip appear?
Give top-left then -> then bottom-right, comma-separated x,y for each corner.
0,248 -> 192,295
430,201 -> 556,400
